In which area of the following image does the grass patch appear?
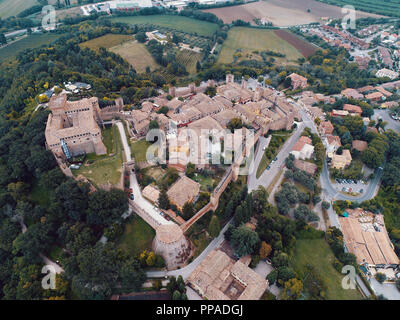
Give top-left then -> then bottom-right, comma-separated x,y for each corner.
291,238 -> 363,300
217,27 -> 303,65
0,0 -> 37,18
80,34 -> 133,51
73,125 -> 123,186
131,139 -> 152,162
118,215 -> 155,257
110,40 -> 159,73
0,33 -> 62,62
109,15 -> 219,37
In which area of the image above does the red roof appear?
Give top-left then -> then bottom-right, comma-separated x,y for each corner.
343,104 -> 362,114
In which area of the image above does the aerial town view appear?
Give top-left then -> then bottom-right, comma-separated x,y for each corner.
1,0 -> 400,309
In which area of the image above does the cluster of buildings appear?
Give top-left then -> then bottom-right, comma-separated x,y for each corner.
187,249 -> 269,300
125,75 -> 298,168
339,208 -> 399,277
301,23 -> 400,76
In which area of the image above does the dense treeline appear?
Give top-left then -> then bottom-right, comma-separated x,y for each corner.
0,19 -> 170,300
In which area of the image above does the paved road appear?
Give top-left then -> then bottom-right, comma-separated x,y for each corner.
248,123 -> 304,192
146,219 -> 233,280
320,161 -> 383,203
373,109 -> 400,132
116,122 -> 170,226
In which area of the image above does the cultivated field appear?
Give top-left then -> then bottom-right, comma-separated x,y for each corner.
109,15 -> 219,37
0,0 -> 38,18
79,34 -> 133,51
176,49 -> 203,74
0,33 -> 62,62
274,29 -> 317,57
217,27 -> 303,65
317,0 -> 399,17
110,40 -> 159,73
203,0 -> 384,27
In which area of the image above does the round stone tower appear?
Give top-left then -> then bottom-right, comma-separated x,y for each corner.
153,224 -> 191,270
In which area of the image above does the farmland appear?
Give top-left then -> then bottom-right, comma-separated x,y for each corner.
110,40 -> 159,73
0,33 -> 62,62
80,34 -> 133,51
217,27 -> 304,65
274,29 -> 317,57
317,0 -> 400,17
109,15 -> 219,37
0,0 -> 38,18
176,49 -> 203,74
203,0 -> 383,27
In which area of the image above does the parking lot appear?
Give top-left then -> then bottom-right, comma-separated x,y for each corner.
331,178 -> 369,195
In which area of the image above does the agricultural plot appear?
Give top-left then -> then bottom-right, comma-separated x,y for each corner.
317,0 -> 398,17
0,0 -> 38,18
274,29 -> 317,57
203,0 -> 383,26
109,40 -> 159,73
176,49 -> 203,74
0,33 -> 62,62
109,15 -> 219,37
217,27 -> 304,65
79,34 -> 133,51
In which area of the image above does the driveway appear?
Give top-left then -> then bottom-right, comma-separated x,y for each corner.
116,121 -> 170,226
373,109 -> 400,133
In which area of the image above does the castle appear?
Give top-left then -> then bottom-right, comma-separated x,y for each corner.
45,94 -> 106,160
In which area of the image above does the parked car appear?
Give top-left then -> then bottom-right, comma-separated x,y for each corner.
267,165 -> 271,170
360,189 -> 364,193
274,157 -> 278,161
130,194 -> 134,201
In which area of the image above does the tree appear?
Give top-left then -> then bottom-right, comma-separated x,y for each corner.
259,241 -> 272,259
158,189 -> 170,210
172,290 -> 181,300
149,120 -> 159,130
0,33 -> 6,45
376,272 -> 386,284
208,215 -> 220,238
322,201 -> 331,210
230,225 -> 260,257
182,202 -> 195,220
227,118 -> 243,132
280,278 -> 303,300
136,32 -> 147,43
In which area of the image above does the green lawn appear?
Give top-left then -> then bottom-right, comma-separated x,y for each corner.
0,33 -> 62,62
0,0 -> 37,18
217,27 -> 303,65
193,173 -> 214,192
131,139 -> 152,162
109,15 -> 219,37
73,125 -> 123,186
291,239 -> 363,300
118,215 -> 155,257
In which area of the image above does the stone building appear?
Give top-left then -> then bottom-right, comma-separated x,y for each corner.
45,94 -> 106,159
153,223 -> 191,269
